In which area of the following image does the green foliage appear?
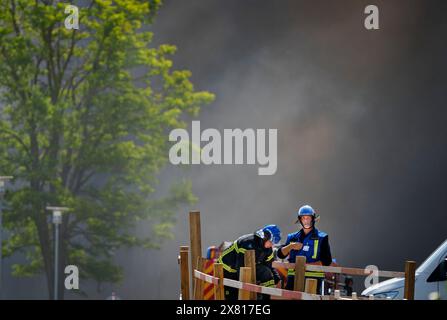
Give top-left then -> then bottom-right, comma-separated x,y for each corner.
0,0 -> 214,296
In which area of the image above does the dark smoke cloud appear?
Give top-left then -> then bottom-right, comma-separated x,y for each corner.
147,0 -> 447,299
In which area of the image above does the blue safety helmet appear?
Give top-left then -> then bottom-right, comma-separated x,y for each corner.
257,224 -> 281,244
295,204 -> 317,227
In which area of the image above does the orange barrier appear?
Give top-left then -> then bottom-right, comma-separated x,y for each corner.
203,259 -> 215,300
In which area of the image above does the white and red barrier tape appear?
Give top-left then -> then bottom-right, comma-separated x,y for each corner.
194,270 -> 335,300
272,262 -> 405,278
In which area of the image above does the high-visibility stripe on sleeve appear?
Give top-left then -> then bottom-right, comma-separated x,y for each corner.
220,243 -> 235,257
221,263 -> 237,273
260,279 -> 276,287
266,253 -> 274,262
234,241 -> 247,254
217,243 -> 238,273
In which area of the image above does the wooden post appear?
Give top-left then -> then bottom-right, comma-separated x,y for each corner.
213,263 -> 225,300
194,256 -> 206,300
179,246 -> 190,300
238,267 -> 252,300
333,274 -> 338,291
244,250 -> 257,300
334,289 -> 340,299
404,260 -> 416,300
293,256 -> 306,292
189,211 -> 202,293
305,278 -> 317,294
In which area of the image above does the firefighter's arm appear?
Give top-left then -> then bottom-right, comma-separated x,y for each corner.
269,259 -> 281,284
276,235 -> 290,259
278,242 -> 303,258
234,240 -> 246,269
263,250 -> 281,284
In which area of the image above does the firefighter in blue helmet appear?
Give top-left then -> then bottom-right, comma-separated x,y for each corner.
277,205 -> 332,294
217,224 -> 281,300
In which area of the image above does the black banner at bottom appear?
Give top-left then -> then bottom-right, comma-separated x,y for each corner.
0,299 -> 441,319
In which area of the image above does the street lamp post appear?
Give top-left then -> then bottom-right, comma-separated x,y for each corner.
46,206 -> 69,300
0,176 -> 13,299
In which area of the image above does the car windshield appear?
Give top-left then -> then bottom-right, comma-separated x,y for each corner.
416,239 -> 447,273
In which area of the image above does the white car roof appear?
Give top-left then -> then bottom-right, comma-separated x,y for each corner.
416,239 -> 447,274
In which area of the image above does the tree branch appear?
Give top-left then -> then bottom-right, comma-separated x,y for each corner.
9,0 -> 21,36
0,128 -> 33,161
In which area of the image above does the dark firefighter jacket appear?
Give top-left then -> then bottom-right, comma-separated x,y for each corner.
217,233 -> 280,282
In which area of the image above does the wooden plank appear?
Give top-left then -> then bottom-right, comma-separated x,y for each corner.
179,246 -> 190,300
272,261 -> 406,278
238,267 -> 252,300
189,211 -> 202,293
293,256 -> 306,292
244,250 -> 257,300
305,278 -> 317,294
213,263 -> 225,300
194,256 -> 205,300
